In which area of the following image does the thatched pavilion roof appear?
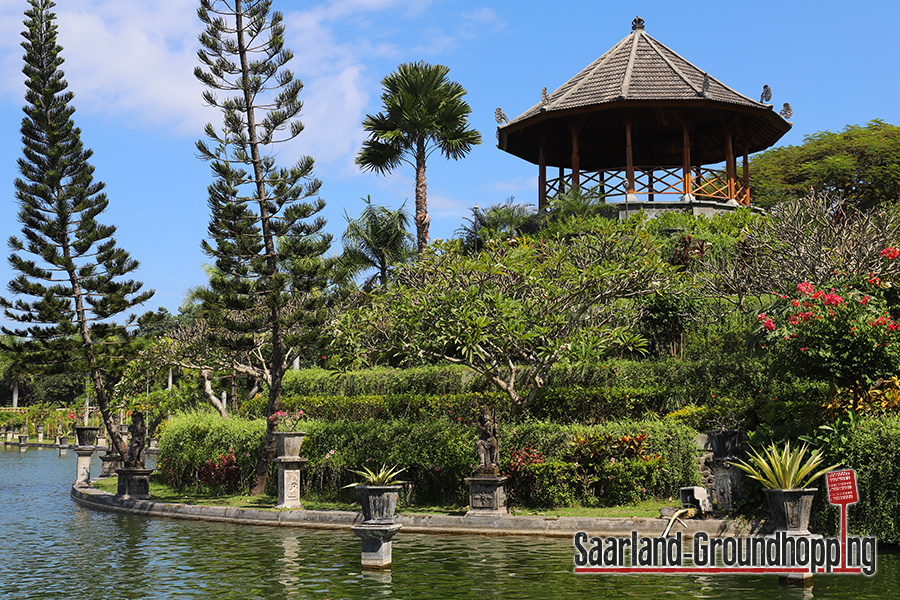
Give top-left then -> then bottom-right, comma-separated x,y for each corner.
498,17 -> 792,170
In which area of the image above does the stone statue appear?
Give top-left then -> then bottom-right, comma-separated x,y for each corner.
475,406 -> 500,476
125,411 -> 146,468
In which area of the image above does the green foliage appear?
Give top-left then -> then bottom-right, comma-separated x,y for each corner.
843,414 -> 900,542
511,462 -> 577,508
281,366 -> 495,397
751,120 -> 900,209
299,418 -> 472,505
331,222 -> 675,414
156,411 -> 266,493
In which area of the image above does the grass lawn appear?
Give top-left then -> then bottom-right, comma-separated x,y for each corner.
91,474 -> 681,518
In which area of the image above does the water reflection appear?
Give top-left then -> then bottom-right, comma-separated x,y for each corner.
1,448 -> 898,599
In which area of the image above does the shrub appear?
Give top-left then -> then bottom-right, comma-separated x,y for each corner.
281,365 -> 494,398
156,411 -> 265,493
845,414 -> 900,543
298,418 -> 472,506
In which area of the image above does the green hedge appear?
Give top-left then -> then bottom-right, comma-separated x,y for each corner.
281,365 -> 495,398
156,411 -> 266,492
845,414 -> 900,543
502,419 -> 700,507
269,359 -> 829,429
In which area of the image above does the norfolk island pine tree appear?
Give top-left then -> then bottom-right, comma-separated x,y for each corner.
0,0 -> 153,464
194,0 -> 332,494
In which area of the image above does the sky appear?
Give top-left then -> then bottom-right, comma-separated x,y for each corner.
1,0 -> 899,327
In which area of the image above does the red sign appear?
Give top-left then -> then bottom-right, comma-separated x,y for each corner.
826,469 -> 859,505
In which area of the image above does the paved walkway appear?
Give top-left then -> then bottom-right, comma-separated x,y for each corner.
70,484 -> 763,538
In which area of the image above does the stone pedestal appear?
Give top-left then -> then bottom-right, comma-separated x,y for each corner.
100,453 -> 123,478
36,427 -> 44,444
464,476 -> 509,516
709,458 -> 743,511
75,447 -> 95,484
5,429 -> 13,443
58,436 -> 69,457
18,434 -> 28,452
116,468 -> 154,500
149,438 -> 158,450
274,457 -> 308,509
97,436 -> 107,449
351,523 -> 402,570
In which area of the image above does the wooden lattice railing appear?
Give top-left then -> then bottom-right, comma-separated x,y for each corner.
547,167 -> 749,204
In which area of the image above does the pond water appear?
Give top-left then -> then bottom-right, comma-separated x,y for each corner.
1,444 -> 897,599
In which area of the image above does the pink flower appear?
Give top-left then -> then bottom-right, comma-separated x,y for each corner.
797,282 -> 815,295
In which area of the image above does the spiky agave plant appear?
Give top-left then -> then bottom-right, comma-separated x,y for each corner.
731,441 -> 839,489
343,463 -> 407,487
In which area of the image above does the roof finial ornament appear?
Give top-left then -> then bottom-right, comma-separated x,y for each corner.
541,87 -> 550,105
760,84 -> 772,103
495,108 -> 508,124
780,103 -> 793,120
631,16 -> 644,31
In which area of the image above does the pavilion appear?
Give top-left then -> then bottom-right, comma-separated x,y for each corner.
496,17 -> 793,217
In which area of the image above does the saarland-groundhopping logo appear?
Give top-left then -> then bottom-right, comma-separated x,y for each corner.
573,469 -> 876,575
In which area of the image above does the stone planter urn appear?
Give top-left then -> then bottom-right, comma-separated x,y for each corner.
274,431 -> 306,457
116,468 -> 155,500
74,426 -> 100,447
355,485 -> 402,524
705,430 -> 744,458
58,435 -> 70,457
764,488 -> 817,535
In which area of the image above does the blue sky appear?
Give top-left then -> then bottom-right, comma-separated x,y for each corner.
1,0 -> 899,325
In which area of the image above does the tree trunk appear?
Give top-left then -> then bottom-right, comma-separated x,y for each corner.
414,139 -> 429,253
11,381 -> 18,408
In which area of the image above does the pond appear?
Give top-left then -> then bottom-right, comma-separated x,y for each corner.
1,444 -> 897,599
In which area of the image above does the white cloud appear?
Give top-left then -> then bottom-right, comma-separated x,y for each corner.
460,7 -> 506,39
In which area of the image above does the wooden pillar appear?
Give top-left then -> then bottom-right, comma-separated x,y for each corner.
559,166 -> 565,194
648,170 -> 655,202
725,123 -> 736,200
625,117 -> 635,196
538,131 -> 547,210
682,120 -> 692,198
570,120 -> 581,190
742,139 -> 750,206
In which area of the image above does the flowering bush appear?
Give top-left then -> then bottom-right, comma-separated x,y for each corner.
759,277 -> 900,409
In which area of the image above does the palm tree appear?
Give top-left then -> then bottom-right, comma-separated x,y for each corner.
341,196 -> 415,289
356,61 -> 482,253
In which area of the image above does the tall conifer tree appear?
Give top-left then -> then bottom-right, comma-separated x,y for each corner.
194,0 -> 331,493
0,0 -> 153,463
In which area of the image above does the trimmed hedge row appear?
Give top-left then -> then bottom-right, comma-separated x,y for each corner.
271,359 -> 829,429
845,414 -> 900,543
157,413 -> 700,508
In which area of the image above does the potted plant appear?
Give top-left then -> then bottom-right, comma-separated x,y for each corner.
269,410 -> 306,457
732,441 -> 838,535
343,464 -> 407,524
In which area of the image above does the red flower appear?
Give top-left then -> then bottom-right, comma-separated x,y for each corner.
880,247 -> 899,260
